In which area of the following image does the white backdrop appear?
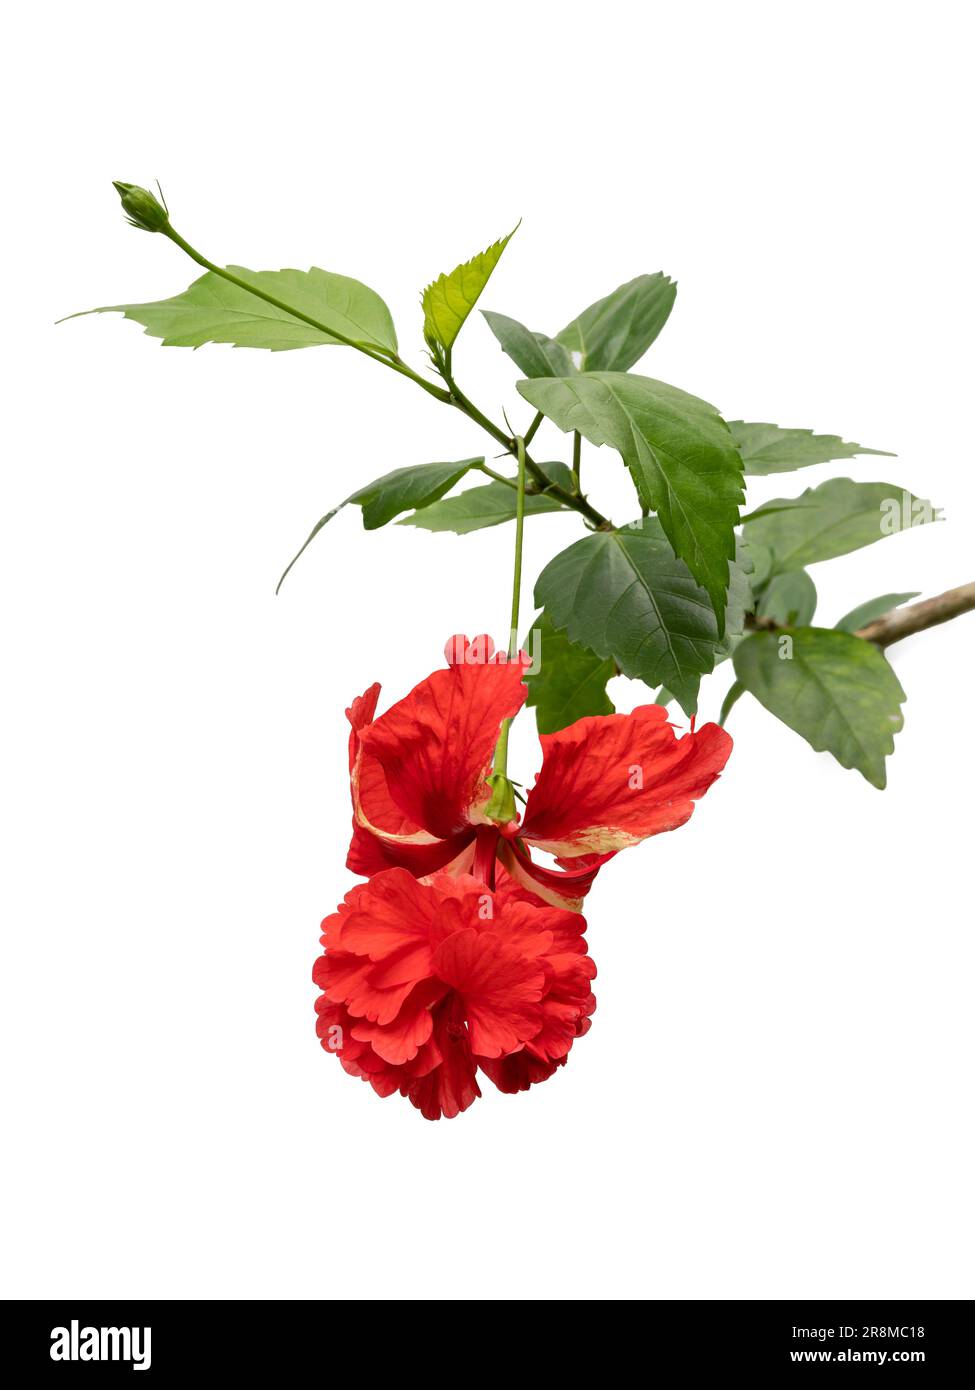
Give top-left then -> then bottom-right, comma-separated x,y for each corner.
3,1 -> 973,1300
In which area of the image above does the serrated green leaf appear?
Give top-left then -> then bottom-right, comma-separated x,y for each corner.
399,463 -> 572,534
74,266 -> 398,353
276,459 -> 480,591
834,592 -> 921,633
533,519 -> 749,717
518,372 -> 744,628
481,310 -> 576,378
525,613 -> 616,733
555,273 -> 677,372
421,227 -> 517,354
742,479 -> 939,573
757,570 -> 817,626
733,628 -> 905,788
729,421 -> 893,476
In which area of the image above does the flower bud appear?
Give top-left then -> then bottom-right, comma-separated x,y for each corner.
112,181 -> 169,233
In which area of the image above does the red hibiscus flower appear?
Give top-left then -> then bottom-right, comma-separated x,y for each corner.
313,867 -> 596,1119
345,635 -> 732,910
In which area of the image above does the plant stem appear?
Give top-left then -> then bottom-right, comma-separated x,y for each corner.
489,437 -> 528,795
159,222 -> 612,529
441,368 -> 611,528
572,431 -> 582,492
161,225 -> 452,404
475,462 -> 520,488
855,582 -> 975,646
745,581 -> 975,647
524,411 -> 543,447
508,436 -> 527,658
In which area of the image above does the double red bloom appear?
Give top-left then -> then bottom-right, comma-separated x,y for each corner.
314,635 -> 732,1119
314,868 -> 596,1120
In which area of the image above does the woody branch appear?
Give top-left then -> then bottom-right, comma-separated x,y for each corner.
747,581 -> 975,646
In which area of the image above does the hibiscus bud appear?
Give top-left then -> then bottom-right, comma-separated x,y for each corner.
112,181 -> 170,233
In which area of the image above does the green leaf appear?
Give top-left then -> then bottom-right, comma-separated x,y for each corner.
757,570 -> 817,626
718,679 -> 746,727
739,500 -> 810,525
401,462 -> 572,534
742,478 -> 939,573
481,311 -> 576,378
533,519 -> 749,717
664,545 -> 753,713
276,459 -> 480,591
742,539 -> 774,591
732,628 -> 905,788
834,592 -> 920,634
518,372 -> 744,627
351,460 -> 481,530
555,273 -> 677,371
525,613 -> 616,734
421,226 -> 518,354
75,266 -> 398,354
729,421 -> 893,476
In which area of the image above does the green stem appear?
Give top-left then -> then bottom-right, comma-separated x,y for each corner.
161,225 -> 452,404
441,367 -> 610,528
508,435 -> 527,658
571,431 -> 582,493
159,222 -> 611,529
524,411 -> 543,447
474,461 -> 547,499
491,719 -> 512,786
488,437 -> 527,802
475,462 -> 519,488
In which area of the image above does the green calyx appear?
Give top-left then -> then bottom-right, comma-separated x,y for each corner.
484,772 -> 517,826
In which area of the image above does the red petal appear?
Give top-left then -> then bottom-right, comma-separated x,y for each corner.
350,978 -> 444,1065
336,868 -> 441,960
358,655 -> 527,840
314,870 -> 444,1024
433,928 -> 546,1058
520,706 -> 732,857
496,839 -> 608,911
479,1051 -> 564,1093
346,683 -> 381,772
402,997 -> 481,1120
346,817 -> 473,878
347,682 -> 469,874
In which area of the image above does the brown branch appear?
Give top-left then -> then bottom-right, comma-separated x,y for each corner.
745,581 -> 975,646
855,581 -> 975,647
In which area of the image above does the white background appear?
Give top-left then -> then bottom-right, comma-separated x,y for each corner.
3,1 -> 973,1300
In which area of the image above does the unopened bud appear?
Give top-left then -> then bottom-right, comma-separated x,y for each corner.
112,181 -> 169,233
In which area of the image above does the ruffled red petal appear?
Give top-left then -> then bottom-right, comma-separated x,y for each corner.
520,705 -> 732,858
479,1050 -> 565,1093
402,996 -> 481,1120
433,927 -> 547,1058
313,868 -> 596,1119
